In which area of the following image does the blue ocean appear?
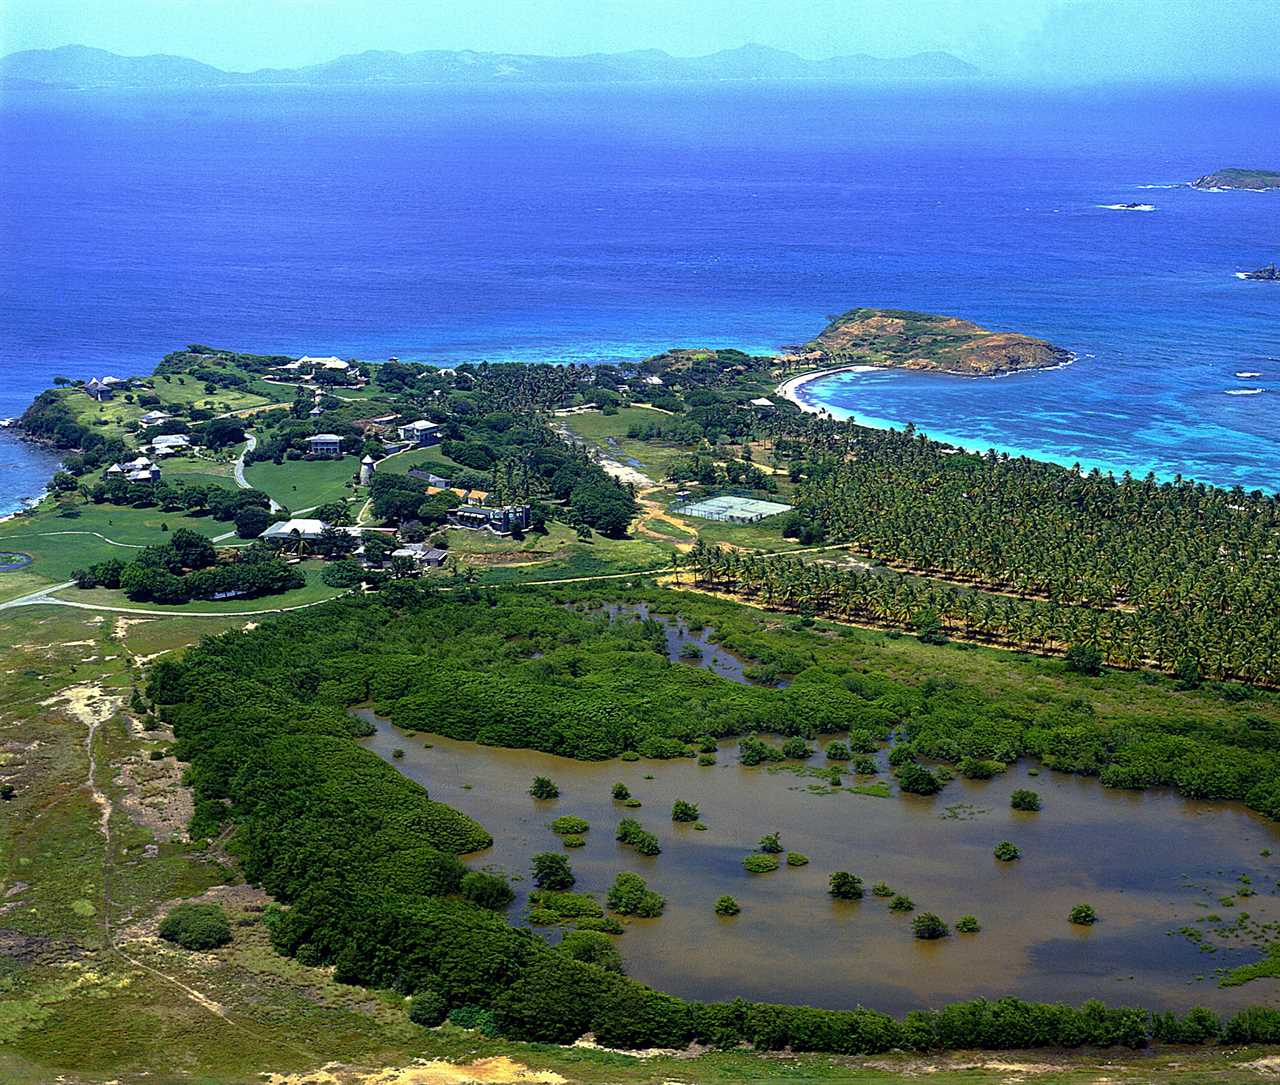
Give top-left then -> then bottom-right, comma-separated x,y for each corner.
1,81 -> 1277,512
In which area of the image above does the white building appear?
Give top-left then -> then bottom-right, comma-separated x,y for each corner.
397,419 -> 442,446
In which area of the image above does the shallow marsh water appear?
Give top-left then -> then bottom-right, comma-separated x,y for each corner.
357,606 -> 1280,1013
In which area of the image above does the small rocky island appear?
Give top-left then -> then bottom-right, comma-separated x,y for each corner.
803,307 -> 1070,376
1241,263 -> 1279,281
1190,168 -> 1280,191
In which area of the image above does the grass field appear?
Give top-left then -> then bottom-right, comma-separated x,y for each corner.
374,445 -> 462,478
65,379 -> 281,444
0,503 -> 241,597
243,456 -> 361,511
559,407 -> 693,479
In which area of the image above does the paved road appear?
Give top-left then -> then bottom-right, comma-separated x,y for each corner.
232,433 -> 282,512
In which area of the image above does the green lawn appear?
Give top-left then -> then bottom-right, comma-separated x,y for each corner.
49,560 -> 346,614
0,503 -> 240,595
65,380 -> 279,444
243,456 -> 362,511
375,445 -> 461,478
156,454 -> 238,487
560,407 -> 693,479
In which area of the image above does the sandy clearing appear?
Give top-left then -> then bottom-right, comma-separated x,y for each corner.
263,1057 -> 568,1085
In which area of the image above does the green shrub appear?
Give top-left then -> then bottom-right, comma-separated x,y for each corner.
447,1005 -> 497,1035
829,872 -> 863,900
871,881 -> 894,898
623,797 -> 642,808
529,776 -> 560,799
529,889 -> 603,919
697,754 -> 716,766
611,782 -> 631,800
558,929 -> 623,973
743,854 -> 780,874
531,852 -> 575,889
958,758 -> 1005,779
895,761 -> 943,795
889,894 -> 915,913
912,912 -> 949,940
460,870 -> 514,910
1064,644 -> 1104,676
562,834 -> 585,848
671,799 -> 699,822
527,907 -> 560,925
607,871 -> 665,917
781,736 -> 812,760
758,831 -> 783,853
738,736 -> 785,766
993,841 -> 1021,862
714,895 -> 741,916
575,915 -> 624,934
955,914 -> 981,933
852,754 -> 879,774
1069,903 -> 1098,925
408,988 -> 448,1026
1011,789 -> 1041,812
158,903 -> 232,951
825,741 -> 851,761
550,815 -> 590,835
785,852 -> 809,866
620,750 -> 640,762
616,817 -> 661,855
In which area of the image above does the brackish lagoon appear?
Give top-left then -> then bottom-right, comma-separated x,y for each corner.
357,614 -> 1280,1016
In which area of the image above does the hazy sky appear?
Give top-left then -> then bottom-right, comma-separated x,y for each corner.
2,0 -> 1277,81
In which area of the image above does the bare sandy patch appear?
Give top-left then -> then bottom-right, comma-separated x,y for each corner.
262,1056 -> 567,1085
41,682 -> 121,727
114,747 -> 192,843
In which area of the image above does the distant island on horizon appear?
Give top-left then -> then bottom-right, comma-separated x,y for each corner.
0,42 -> 979,90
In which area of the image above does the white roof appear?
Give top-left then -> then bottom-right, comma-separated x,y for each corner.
298,356 -> 349,370
309,433 -> 343,442
126,469 -> 156,481
151,433 -> 191,447
261,518 -> 329,539
643,375 -> 664,385
139,410 -> 171,422
750,397 -> 775,407
400,419 -> 440,431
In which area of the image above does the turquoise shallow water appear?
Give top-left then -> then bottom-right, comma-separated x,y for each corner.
1,80 -> 1278,509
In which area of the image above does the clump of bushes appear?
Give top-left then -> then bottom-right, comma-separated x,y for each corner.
460,870 -> 514,910
562,834 -> 585,848
529,776 -> 560,799
786,852 -> 809,866
825,741 -> 851,761
158,902 -> 232,950
895,761 -> 943,795
743,853 -> 780,874
697,753 -> 716,766
1069,903 -> 1099,925
781,736 -> 812,760
671,799 -> 699,822
993,841 -> 1022,862
871,881 -> 894,898
623,797 -> 642,808
408,988 -> 449,1026
1065,644 -> 1104,676
714,895 -> 741,916
758,831 -> 783,854
558,929 -> 623,973
829,872 -> 863,900
889,894 -> 915,913
852,754 -> 879,775
551,815 -> 590,835
611,782 -> 630,801
607,871 -> 665,916
575,915 -> 624,934
738,735 -> 785,765
529,890 -> 602,919
955,914 -> 981,933
616,817 -> 661,855
912,912 -> 950,940
958,758 -> 1005,779
1011,789 -> 1042,812
531,852 -> 575,889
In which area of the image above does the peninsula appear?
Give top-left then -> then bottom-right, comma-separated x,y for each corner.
798,307 -> 1070,376
1190,168 -> 1280,191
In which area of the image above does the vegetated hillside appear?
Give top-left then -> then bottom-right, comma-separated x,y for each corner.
1,43 -> 978,89
1190,167 -> 1280,191
149,582 -> 1280,1055
805,308 -> 1070,375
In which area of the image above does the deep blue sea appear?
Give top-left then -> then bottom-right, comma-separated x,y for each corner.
1,80 -> 1277,512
